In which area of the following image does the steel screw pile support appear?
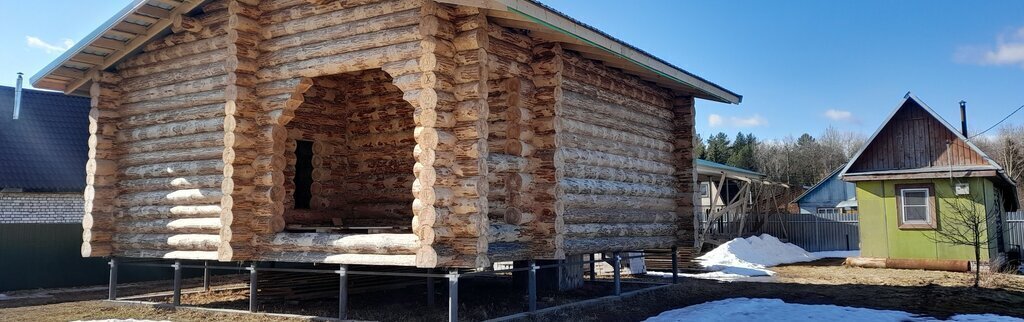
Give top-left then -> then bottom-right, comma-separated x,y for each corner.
172,260 -> 182,306
528,260 -> 538,312
427,269 -> 436,307
108,257 -> 118,300
612,252 -> 622,296
671,246 -> 679,284
338,265 -> 348,320
448,269 -> 459,322
203,260 -> 211,291
248,262 -> 258,313
589,253 -> 596,281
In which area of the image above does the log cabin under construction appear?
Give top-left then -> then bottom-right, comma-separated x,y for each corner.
32,0 -> 741,269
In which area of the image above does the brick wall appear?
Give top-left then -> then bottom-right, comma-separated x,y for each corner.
0,192 -> 84,224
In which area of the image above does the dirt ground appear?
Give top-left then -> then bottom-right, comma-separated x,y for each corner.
3,260 -> 1024,321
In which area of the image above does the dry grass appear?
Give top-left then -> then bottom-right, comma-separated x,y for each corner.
0,301 -> 308,322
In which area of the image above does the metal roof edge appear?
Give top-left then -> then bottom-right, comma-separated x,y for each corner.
906,93 -> 1006,173
793,165 -> 845,204
696,159 -> 765,179
501,0 -> 742,104
839,94 -> 912,179
30,0 -> 151,88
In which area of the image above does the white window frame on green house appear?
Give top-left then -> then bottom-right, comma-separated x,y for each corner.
895,184 -> 937,229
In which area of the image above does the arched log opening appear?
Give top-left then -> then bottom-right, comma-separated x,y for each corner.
268,70 -> 418,232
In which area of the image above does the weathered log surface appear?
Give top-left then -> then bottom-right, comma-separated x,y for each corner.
268,233 -> 419,254
84,0 -> 699,266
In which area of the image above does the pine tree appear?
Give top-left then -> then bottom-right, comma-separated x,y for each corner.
694,133 -> 707,159
727,132 -> 756,170
705,132 -> 732,164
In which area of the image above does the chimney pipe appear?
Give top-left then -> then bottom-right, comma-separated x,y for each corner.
959,100 -> 967,137
13,72 -> 23,120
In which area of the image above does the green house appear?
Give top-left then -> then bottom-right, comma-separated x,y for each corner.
840,93 -> 1018,264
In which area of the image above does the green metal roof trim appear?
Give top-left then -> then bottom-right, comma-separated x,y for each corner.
696,159 -> 764,179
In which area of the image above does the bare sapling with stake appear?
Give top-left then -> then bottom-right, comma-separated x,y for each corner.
927,191 -> 1002,288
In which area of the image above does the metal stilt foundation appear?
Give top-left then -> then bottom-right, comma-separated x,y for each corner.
589,253 -> 596,281
249,263 -> 258,313
172,260 -> 182,306
671,246 -> 679,284
528,260 -> 537,312
338,265 -> 348,320
448,269 -> 459,322
203,260 -> 210,291
612,252 -> 621,296
108,257 -> 118,300
427,269 -> 435,307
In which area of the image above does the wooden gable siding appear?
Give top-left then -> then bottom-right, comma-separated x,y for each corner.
849,100 -> 987,173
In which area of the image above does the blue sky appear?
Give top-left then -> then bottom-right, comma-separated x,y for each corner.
2,1 -> 1023,139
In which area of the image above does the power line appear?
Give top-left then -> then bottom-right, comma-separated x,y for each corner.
970,103 -> 1024,139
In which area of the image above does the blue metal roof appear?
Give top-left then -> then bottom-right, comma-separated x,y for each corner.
0,86 -> 90,191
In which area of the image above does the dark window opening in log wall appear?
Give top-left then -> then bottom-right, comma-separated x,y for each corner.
293,140 -> 314,209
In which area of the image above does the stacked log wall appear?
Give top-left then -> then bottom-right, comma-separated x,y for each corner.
333,71 -> 415,227
436,6 -> 491,267
82,72 -> 121,257
105,2 -> 240,260
671,96 -> 697,245
526,42 -> 564,258
251,0 -> 440,266
484,22 -> 535,262
556,50 -> 681,255
220,0 -> 271,262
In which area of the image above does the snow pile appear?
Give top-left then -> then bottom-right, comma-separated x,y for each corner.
644,298 -> 1022,322
694,234 -> 818,277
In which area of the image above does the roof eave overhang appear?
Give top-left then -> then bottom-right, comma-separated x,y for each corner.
37,0 -> 742,104
841,169 -> 1000,182
30,0 -> 207,96
483,0 -> 741,104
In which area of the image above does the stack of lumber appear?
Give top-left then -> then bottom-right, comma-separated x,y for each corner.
643,247 -> 700,271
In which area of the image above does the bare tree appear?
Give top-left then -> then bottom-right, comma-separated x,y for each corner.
927,192 -> 1000,288
973,124 -> 1024,202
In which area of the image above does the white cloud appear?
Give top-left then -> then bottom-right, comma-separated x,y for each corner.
708,113 -> 766,128
26,36 -> 74,54
955,26 -> 1024,69
708,114 -> 723,127
824,109 -> 854,121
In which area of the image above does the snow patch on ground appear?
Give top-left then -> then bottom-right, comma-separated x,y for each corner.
643,298 -> 1023,322
647,235 -> 860,281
